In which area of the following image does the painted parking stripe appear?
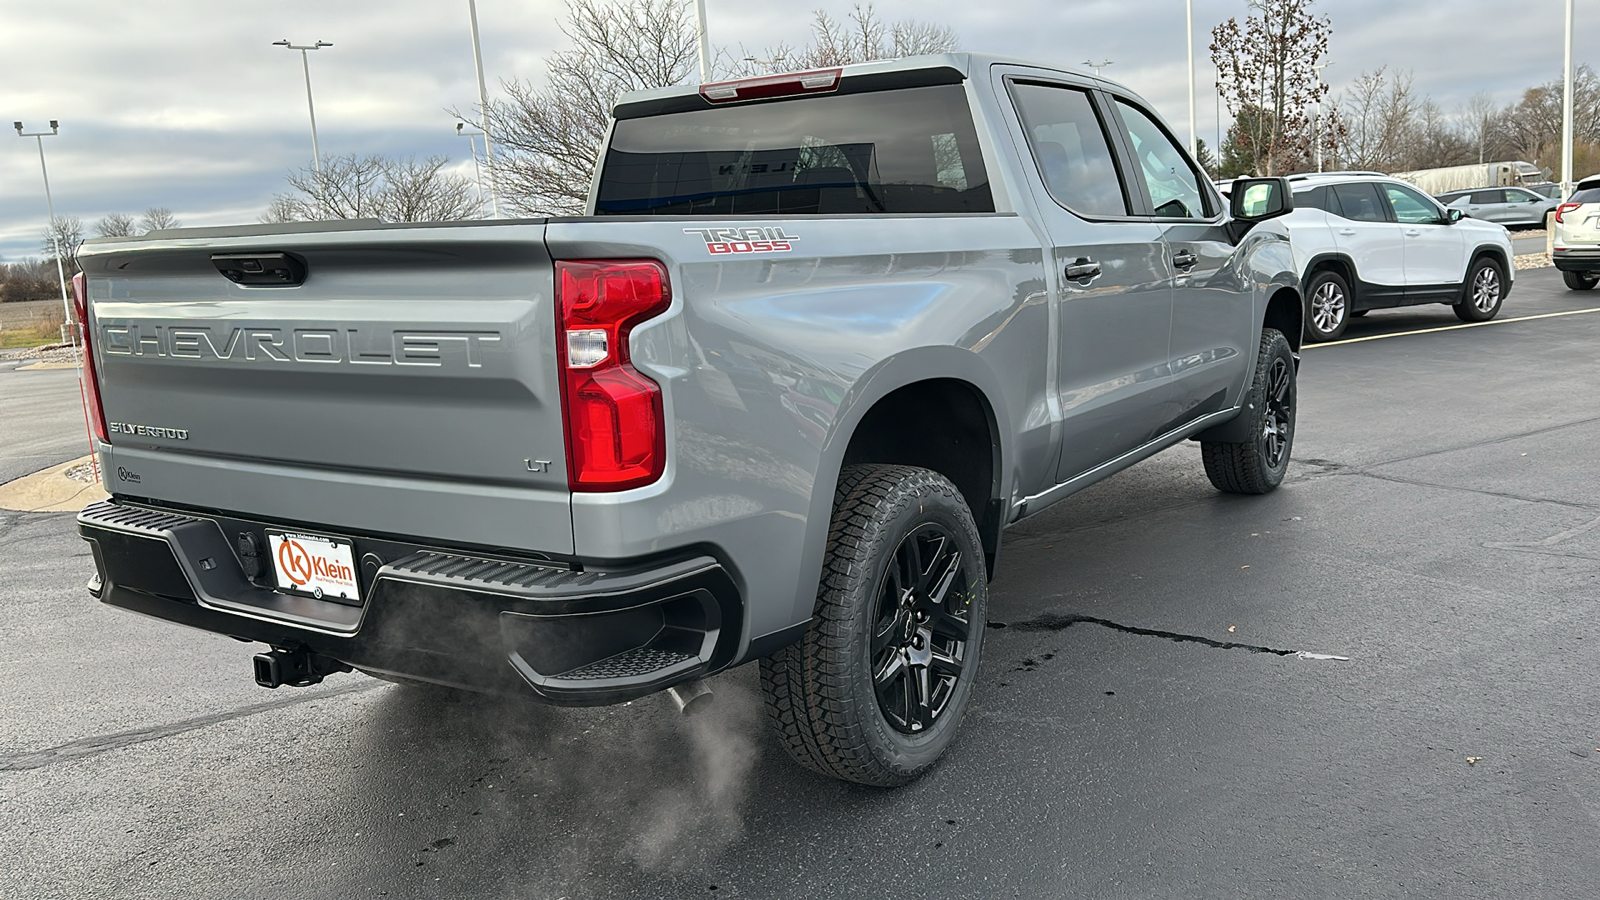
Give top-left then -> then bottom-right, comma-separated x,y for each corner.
1306,305 -> 1600,348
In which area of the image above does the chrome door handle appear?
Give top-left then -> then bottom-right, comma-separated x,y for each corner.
1172,250 -> 1198,271
1064,258 -> 1102,280
1338,228 -> 1357,236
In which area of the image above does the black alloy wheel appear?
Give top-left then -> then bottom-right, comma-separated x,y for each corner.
761,464 -> 988,786
870,524 -> 971,734
1201,328 -> 1297,494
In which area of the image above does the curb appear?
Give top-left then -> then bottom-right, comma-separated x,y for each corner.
0,456 -> 109,513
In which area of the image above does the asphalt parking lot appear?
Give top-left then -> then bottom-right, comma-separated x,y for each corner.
3,266 -> 1598,899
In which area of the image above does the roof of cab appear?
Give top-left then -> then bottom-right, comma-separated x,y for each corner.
610,52 -> 1127,116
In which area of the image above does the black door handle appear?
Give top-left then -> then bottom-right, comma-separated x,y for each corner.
1064,258 -> 1101,281
1172,249 -> 1198,271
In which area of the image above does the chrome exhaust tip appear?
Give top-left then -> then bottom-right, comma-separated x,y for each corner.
665,679 -> 714,715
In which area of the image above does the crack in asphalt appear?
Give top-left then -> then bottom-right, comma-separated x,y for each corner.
0,680 -> 381,773
1354,470 -> 1600,512
988,613 -> 1347,660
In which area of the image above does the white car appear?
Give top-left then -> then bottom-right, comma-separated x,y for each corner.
1553,174 -> 1600,291
1226,172 -> 1517,342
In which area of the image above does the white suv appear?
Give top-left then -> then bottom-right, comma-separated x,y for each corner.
1228,173 -> 1516,341
1553,175 -> 1600,291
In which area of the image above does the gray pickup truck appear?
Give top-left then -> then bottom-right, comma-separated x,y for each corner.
75,53 -> 1302,785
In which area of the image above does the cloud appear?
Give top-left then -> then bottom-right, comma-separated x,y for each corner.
1,0 -> 1594,259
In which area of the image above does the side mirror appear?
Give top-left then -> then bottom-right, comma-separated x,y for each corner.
1226,177 -> 1293,243
1446,207 -> 1464,224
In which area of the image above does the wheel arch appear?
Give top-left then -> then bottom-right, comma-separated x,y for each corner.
807,350 -> 1012,598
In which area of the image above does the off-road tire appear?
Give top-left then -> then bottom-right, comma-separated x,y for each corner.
1563,270 -> 1599,291
761,464 -> 987,786
1304,269 -> 1351,342
1454,256 -> 1506,322
1201,328 -> 1296,495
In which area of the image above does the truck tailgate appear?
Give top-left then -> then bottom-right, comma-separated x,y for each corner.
79,224 -> 574,553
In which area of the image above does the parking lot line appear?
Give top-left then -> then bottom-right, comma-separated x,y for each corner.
1306,306 -> 1600,348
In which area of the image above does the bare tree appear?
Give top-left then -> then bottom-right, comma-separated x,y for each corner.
1335,67 -> 1416,171
265,153 -> 479,223
94,213 -> 138,237
1461,92 -> 1498,165
473,0 -> 699,216
479,0 -> 959,214
1211,0 -> 1331,175
372,156 -> 482,222
39,216 -> 85,272
139,207 -> 181,233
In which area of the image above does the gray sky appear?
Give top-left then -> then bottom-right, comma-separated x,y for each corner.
2,0 -> 1594,261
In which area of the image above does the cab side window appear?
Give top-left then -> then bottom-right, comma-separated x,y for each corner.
1331,183 -> 1389,223
1383,183 -> 1446,225
1114,99 -> 1211,219
1009,82 -> 1130,217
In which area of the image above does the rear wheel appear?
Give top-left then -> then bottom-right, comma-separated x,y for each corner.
761,464 -> 987,786
1454,257 -> 1506,322
1563,270 -> 1599,291
1201,329 -> 1296,495
1303,270 -> 1351,342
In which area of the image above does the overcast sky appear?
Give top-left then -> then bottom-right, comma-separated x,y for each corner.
1,0 -> 1594,261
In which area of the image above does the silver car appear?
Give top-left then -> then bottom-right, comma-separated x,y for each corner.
1438,186 -> 1560,228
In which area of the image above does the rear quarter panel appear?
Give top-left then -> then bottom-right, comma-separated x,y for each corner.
546,215 -> 1050,646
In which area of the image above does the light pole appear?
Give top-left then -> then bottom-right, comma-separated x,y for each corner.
1084,59 -> 1113,77
272,39 -> 332,180
695,0 -> 712,83
466,0 -> 501,216
1312,61 -> 1332,172
456,123 -> 488,216
1186,0 -> 1196,157
16,119 -> 98,478
13,120 -> 73,342
1560,0 -> 1574,198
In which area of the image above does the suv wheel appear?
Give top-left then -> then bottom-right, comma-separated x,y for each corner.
1563,270 -> 1599,291
761,464 -> 987,786
1304,270 -> 1351,342
1201,328 -> 1296,495
1454,257 -> 1506,322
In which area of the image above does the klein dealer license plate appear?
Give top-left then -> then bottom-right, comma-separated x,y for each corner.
268,530 -> 361,603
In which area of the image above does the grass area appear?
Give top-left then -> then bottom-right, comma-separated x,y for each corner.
0,327 -> 62,349
0,299 -> 66,349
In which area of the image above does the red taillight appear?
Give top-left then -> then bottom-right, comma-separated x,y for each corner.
71,273 -> 109,444
1556,202 -> 1581,224
698,68 -> 842,104
555,260 -> 670,491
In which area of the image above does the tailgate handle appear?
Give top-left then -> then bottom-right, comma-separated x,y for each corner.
212,252 -> 307,287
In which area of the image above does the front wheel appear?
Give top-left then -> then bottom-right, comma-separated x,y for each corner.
761,464 -> 987,786
1563,270 -> 1599,291
1201,328 -> 1296,495
1454,257 -> 1506,322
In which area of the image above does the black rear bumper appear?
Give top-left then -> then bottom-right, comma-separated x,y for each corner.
77,500 -> 742,705
1553,248 -> 1600,273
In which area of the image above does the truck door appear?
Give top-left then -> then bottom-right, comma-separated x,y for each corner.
1001,77 -> 1176,483
1103,94 -> 1250,427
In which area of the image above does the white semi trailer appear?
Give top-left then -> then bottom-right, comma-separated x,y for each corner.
1392,160 -> 1544,195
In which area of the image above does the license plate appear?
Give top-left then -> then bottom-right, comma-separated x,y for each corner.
267,530 -> 361,603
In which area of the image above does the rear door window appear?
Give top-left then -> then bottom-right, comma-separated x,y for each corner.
1470,189 -> 1506,205
1008,82 -> 1130,217
1331,183 -> 1390,223
596,84 -> 993,215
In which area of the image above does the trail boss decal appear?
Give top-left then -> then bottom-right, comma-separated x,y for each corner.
684,226 -> 799,255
